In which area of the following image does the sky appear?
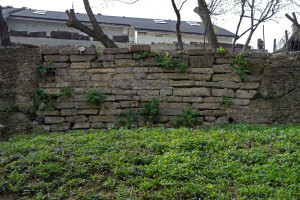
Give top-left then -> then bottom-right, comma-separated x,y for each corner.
1,0 -> 297,52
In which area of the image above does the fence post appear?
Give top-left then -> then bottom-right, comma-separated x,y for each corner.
273,39 -> 276,52
285,30 -> 289,51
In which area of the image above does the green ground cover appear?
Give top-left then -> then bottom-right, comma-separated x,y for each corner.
0,124 -> 299,199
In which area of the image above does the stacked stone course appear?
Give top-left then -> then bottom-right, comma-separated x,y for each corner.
38,45 -> 267,132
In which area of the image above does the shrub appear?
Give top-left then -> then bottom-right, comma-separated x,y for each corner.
38,61 -> 56,77
134,51 -> 150,60
171,109 -> 200,128
117,110 -> 137,128
57,86 -> 74,99
139,98 -> 160,123
83,88 -> 107,107
33,88 -> 55,111
1,104 -> 20,112
231,53 -> 250,81
155,51 -> 187,72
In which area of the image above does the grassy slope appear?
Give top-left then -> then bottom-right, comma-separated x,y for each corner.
0,124 -> 299,199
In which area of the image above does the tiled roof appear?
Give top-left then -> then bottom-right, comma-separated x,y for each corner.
7,8 -> 234,37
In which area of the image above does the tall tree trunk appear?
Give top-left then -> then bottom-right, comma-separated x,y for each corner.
194,0 -> 219,50
66,0 -> 118,48
232,0 -> 246,52
0,5 -> 11,47
171,0 -> 184,51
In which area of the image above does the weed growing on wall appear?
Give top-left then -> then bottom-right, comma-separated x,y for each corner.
33,88 -> 56,111
155,51 -> 188,72
216,47 -> 228,55
231,53 -> 250,81
139,98 -> 160,123
83,88 -> 107,107
57,86 -> 74,99
254,90 -> 275,99
220,95 -> 232,106
171,109 -> 200,128
38,61 -> 56,77
134,51 -> 150,60
1,105 -> 20,112
117,110 -> 137,128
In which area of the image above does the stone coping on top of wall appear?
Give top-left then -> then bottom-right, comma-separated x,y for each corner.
37,45 -> 268,132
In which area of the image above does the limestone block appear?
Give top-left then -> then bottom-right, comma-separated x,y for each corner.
55,102 -> 74,109
42,47 -> 59,55
56,69 -> 68,76
115,54 -> 132,59
211,89 -> 235,97
192,103 -> 220,110
174,88 -> 210,97
44,55 -> 69,62
77,109 -> 99,115
73,95 -> 86,102
73,81 -> 91,87
91,74 -> 112,82
182,97 -> 203,103
98,54 -> 115,61
103,62 -> 117,68
184,49 -> 214,55
133,67 -> 149,73
244,75 -> 262,82
90,122 -> 106,129
74,102 -> 100,109
45,117 -> 65,124
90,82 -> 108,87
205,116 -> 216,122
60,48 -> 80,55
189,56 -> 214,67
204,97 -> 222,103
39,82 -> 56,88
130,45 -> 151,53
43,88 -> 60,95
116,67 -> 134,73
112,89 -> 136,95
148,66 -> 164,73
160,108 -> 183,116
160,89 -> 173,96
188,74 -> 212,81
50,63 -> 70,68
232,99 -> 251,106
103,48 -> 129,54
212,74 -> 241,82
140,96 -> 166,102
71,75 -> 91,82
138,90 -> 160,96
73,122 -> 90,129
215,58 -> 231,64
70,63 -> 91,69
113,73 -> 146,80
50,123 -> 71,132
236,90 -> 257,99
196,81 -> 239,89
170,81 -> 195,87
70,55 -> 96,62
66,115 -> 88,123
91,62 -> 103,68
120,101 -> 139,108
99,109 -> 122,115
166,96 -> 183,102
115,95 -> 140,101
148,73 -> 189,80
115,59 -> 137,67
37,110 -> 60,116
68,69 -> 87,76
239,82 -> 260,89
89,116 -> 118,122
139,58 -> 157,67
200,110 -> 226,116
213,64 -> 234,73
189,68 -> 213,74
61,109 -> 77,116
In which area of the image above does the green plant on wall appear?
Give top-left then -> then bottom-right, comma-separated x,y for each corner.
171,109 -> 200,128
139,98 -> 160,123
254,90 -> 275,99
83,88 -> 107,107
33,88 -> 56,111
38,61 -> 56,77
230,53 -> 250,81
57,86 -> 74,99
155,51 -> 188,72
216,47 -> 228,55
1,105 -> 20,112
134,51 -> 150,60
117,110 -> 137,129
220,95 -> 232,106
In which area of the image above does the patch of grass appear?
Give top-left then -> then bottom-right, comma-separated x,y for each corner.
0,125 -> 299,199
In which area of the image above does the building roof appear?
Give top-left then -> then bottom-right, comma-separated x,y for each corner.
6,7 -> 235,37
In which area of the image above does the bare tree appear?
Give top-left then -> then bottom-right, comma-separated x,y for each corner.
66,0 -> 118,48
0,5 -> 11,47
285,12 -> 300,30
194,0 -> 220,50
171,0 -> 188,51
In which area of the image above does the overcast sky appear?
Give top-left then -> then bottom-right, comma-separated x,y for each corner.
1,0 -> 296,52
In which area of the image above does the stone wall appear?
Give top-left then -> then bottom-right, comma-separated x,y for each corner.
0,45 -> 299,136
0,46 -> 41,139
37,45 -> 270,132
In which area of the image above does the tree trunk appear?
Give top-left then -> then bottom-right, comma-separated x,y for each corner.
194,0 -> 219,50
232,0 -> 246,52
66,0 -> 118,48
171,0 -> 184,51
0,5 -> 11,47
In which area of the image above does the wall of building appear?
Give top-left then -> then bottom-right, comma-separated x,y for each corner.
1,45 -> 298,137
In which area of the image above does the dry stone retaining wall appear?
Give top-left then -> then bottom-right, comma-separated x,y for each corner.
38,45 -> 267,132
